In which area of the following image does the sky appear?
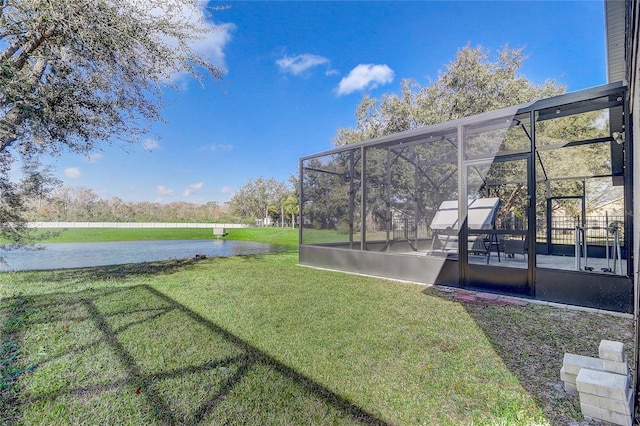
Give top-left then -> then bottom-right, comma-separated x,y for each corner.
50,0 -> 609,205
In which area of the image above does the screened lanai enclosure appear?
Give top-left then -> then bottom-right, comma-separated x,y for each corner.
299,82 -> 633,313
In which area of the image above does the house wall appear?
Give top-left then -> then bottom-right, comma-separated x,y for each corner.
630,0 -> 639,298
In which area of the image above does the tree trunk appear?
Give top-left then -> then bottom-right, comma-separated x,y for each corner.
497,183 -> 524,222
0,57 -> 48,151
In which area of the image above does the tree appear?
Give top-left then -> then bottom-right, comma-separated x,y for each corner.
282,195 -> 299,228
228,177 -> 291,225
334,45 -> 563,146
328,45 -> 568,232
0,0 -> 226,243
326,45 -> 619,241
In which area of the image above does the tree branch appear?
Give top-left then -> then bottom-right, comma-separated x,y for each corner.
0,57 -> 48,152
0,38 -> 23,62
13,23 -> 56,70
497,183 -> 523,221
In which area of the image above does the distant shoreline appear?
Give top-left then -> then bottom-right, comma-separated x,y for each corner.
15,226 -> 300,247
28,221 -> 248,229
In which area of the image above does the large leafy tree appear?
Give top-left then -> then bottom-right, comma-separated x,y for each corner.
334,45 -> 563,145
328,45 -> 615,236
0,0 -> 226,244
324,45 -> 573,235
228,177 -> 292,225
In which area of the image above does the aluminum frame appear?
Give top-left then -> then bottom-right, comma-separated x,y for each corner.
299,81 -> 632,313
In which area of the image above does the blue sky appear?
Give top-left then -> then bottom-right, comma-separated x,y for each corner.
52,0 -> 608,204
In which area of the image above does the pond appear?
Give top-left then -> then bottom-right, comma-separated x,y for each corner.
0,239 -> 283,272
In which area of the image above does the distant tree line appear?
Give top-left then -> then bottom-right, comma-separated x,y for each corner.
25,176 -> 299,226
24,185 -> 236,223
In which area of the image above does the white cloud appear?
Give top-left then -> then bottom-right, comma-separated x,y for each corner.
183,182 -> 203,197
276,54 -> 330,76
190,22 -> 235,69
156,184 -> 175,196
220,186 -> 232,194
336,64 -> 394,96
141,138 -> 160,151
64,167 -> 82,179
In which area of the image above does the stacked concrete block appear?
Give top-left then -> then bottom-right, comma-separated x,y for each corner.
561,340 -> 633,426
599,340 -> 629,375
577,368 -> 633,426
561,353 -> 604,394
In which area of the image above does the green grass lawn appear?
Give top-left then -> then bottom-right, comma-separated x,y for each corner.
30,227 -> 217,242
27,226 -> 299,247
1,251 -> 633,425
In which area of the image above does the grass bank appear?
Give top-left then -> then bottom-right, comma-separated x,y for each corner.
27,226 -> 299,247
0,252 -> 633,425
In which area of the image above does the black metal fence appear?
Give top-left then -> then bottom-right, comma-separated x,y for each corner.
392,218 -> 418,240
391,215 -> 625,247
538,215 -> 624,246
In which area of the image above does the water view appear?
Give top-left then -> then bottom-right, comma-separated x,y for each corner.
0,239 -> 281,271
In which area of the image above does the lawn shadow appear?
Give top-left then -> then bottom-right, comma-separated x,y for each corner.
421,285 -> 635,425
1,260 -> 202,298
32,258 -> 202,282
7,284 -> 388,425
